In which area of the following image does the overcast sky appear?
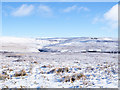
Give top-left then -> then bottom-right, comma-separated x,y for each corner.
2,2 -> 118,38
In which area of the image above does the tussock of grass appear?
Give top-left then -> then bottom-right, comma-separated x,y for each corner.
61,73 -> 86,83
55,67 -> 69,74
0,74 -> 9,80
45,67 -> 69,74
14,69 -> 28,77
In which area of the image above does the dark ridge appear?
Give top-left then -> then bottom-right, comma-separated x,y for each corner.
0,51 -> 13,53
38,48 -> 59,53
6,55 -> 21,58
81,51 -> 120,54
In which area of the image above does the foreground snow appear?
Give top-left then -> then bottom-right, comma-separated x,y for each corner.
0,52 -> 118,88
0,37 -> 118,88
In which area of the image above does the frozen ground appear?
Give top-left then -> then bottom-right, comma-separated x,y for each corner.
0,37 -> 119,88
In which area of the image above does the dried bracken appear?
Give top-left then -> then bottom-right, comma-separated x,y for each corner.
56,67 -> 69,74
33,61 -> 38,64
8,68 -> 13,71
41,65 -> 52,68
14,69 -> 28,77
61,73 -> 86,83
0,74 -> 9,80
2,65 -> 7,69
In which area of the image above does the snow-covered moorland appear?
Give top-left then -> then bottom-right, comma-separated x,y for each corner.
0,36 -> 118,88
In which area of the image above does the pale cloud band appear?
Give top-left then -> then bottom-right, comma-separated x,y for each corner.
38,5 -> 52,16
104,4 -> 118,29
104,4 -> 118,22
63,5 -> 77,12
93,4 -> 118,30
3,2 -> 119,32
63,5 -> 89,13
10,4 -> 90,17
12,4 -> 34,16
11,4 -> 52,17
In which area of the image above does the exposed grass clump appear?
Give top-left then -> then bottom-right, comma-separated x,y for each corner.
56,67 -> 69,74
46,67 -> 69,74
61,73 -> 86,83
0,74 -> 9,80
14,69 -> 28,77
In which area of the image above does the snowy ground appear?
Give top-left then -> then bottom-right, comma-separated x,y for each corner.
0,37 -> 118,88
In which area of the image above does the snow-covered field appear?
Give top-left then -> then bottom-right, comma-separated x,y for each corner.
0,36 -> 119,88
0,36 -> 59,52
